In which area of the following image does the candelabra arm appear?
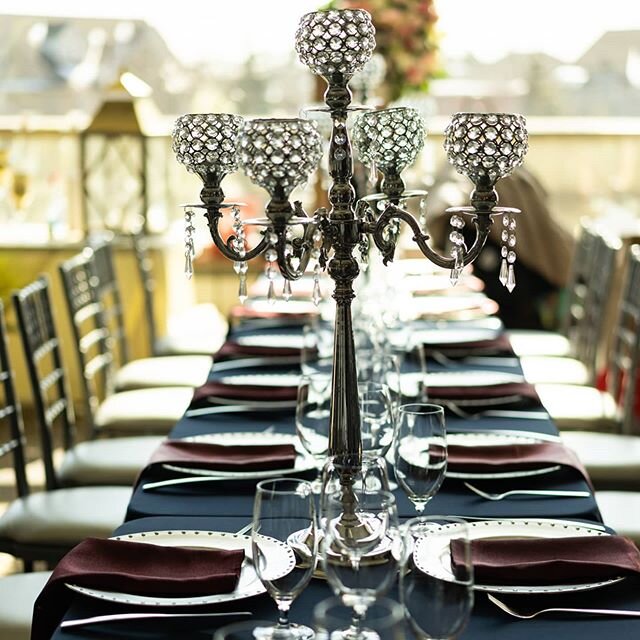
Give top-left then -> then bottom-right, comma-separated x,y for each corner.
204,207 -> 270,261
369,203 -> 493,268
275,221 -> 318,280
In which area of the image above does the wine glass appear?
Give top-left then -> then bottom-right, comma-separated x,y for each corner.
296,373 -> 332,493
400,516 -> 474,639
213,620 -> 284,640
252,479 -> 317,639
301,323 -> 333,376
358,382 -> 395,461
320,489 -> 400,640
393,403 -> 447,513
314,596 -> 404,640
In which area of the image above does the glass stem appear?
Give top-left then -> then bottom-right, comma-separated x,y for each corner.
277,601 -> 291,628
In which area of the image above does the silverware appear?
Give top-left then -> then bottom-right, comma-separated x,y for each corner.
488,594 -> 640,619
235,523 -> 253,535
464,482 -> 591,501
142,476 -> 235,491
61,611 -> 252,628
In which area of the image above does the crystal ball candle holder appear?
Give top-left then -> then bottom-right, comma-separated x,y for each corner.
353,107 -> 426,175
295,9 -> 376,78
237,118 -> 323,199
172,113 -> 244,179
443,113 -> 528,186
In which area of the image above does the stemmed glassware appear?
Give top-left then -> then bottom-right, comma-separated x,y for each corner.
314,596 -> 404,640
358,381 -> 395,461
296,373 -> 332,493
320,488 -> 400,640
394,403 -> 447,513
252,479 -> 318,639
400,516 -> 474,639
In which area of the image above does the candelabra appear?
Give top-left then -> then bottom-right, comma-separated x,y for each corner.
172,9 -> 528,525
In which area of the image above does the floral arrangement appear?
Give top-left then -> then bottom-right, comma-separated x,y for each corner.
323,0 -> 440,101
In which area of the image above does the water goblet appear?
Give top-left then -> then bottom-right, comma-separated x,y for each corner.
313,596 -> 404,640
394,403 -> 447,513
400,516 -> 474,639
358,381 -> 394,461
252,479 -> 318,639
296,373 -> 332,493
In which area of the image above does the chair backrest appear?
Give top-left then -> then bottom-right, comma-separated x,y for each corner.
59,249 -> 114,437
561,221 -> 602,349
571,228 -> 622,381
13,277 -> 76,490
131,231 -> 159,355
607,244 -> 640,434
90,238 -> 130,365
0,300 -> 30,497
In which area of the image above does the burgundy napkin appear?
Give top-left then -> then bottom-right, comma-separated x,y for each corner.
190,381 -> 298,408
447,441 -> 593,488
31,537 -> 244,640
424,333 -> 515,357
428,382 -> 541,405
230,305 -> 316,322
148,439 -> 297,472
214,340 -> 303,361
451,535 -> 640,585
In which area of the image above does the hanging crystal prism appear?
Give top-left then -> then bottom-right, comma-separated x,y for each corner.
183,208 -> 196,279
312,263 -> 322,306
368,158 -> 378,185
282,278 -> 292,301
448,214 -> 466,285
231,205 -> 249,302
265,233 -> 278,306
499,214 -> 517,291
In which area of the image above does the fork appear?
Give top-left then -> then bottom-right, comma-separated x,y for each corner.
463,482 -> 591,501
488,594 -> 640,619
61,611 -> 252,628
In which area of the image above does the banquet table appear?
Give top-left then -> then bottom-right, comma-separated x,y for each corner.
46,306 -> 640,640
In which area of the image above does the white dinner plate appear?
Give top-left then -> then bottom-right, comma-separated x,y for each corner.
411,328 -> 501,345
216,373 -> 301,388
396,370 -> 525,398
444,432 -> 559,479
66,530 -> 295,606
413,519 -> 624,594
235,334 -> 305,350
170,432 -> 318,479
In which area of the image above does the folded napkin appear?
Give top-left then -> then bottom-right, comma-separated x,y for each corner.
447,441 -> 593,488
429,382 -> 541,409
424,334 -> 515,358
147,439 -> 297,472
215,340 -> 303,361
451,535 -> 640,585
190,381 -> 298,408
31,537 -> 244,640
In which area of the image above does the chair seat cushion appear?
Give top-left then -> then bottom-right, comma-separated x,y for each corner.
114,356 -> 212,391
0,486 -> 131,545
561,432 -> 640,486
595,491 -> 640,543
94,387 -> 193,435
157,304 -> 228,356
520,356 -> 590,385
58,436 -> 163,486
0,571 -> 52,640
535,383 -> 618,431
507,330 -> 571,357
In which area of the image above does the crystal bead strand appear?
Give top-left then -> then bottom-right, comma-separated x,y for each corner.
183,207 -> 196,279
265,231 -> 279,305
499,214 -> 517,291
311,228 -> 323,307
231,206 -> 248,302
282,228 -> 294,301
418,196 -> 427,232
449,213 -> 466,285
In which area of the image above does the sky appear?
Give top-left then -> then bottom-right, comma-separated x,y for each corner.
2,0 -> 640,65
